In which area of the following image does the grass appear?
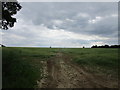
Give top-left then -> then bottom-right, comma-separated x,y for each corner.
2,47 -> 56,88
62,48 -> 118,77
2,47 -> 119,88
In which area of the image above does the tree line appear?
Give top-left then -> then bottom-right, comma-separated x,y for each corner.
91,45 -> 120,48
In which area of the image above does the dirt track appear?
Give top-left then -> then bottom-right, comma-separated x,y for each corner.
37,52 -> 118,88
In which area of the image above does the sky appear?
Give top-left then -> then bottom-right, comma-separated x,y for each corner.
1,2 -> 118,48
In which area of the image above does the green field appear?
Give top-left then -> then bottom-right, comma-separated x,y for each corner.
2,47 -> 119,88
61,48 -> 118,74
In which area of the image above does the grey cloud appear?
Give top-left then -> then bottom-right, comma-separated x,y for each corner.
20,2 -> 117,37
3,2 -> 118,47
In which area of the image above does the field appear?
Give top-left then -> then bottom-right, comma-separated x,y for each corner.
2,47 -> 119,88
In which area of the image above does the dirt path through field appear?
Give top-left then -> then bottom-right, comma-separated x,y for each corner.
37,51 -> 118,88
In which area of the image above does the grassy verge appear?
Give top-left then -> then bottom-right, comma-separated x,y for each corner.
2,47 -> 56,88
62,48 -> 118,78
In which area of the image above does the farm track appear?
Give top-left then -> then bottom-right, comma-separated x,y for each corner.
37,51 -> 118,88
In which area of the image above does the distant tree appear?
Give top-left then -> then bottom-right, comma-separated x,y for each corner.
110,45 -> 120,48
83,46 -> 85,48
104,45 -> 109,48
91,44 -> 120,48
91,45 -> 98,48
0,44 -> 6,47
1,1 -> 22,30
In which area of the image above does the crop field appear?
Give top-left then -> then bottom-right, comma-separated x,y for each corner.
2,47 -> 119,88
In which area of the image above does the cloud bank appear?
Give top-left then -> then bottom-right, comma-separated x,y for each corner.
2,2 -> 118,47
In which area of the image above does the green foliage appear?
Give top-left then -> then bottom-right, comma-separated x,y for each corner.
2,47 -> 40,88
2,47 -> 56,88
2,47 -> 118,88
2,2 -> 22,30
62,48 -> 118,77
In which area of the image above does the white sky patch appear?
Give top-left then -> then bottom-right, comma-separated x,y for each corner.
52,25 -> 58,29
65,18 -> 74,22
111,14 -> 118,17
4,34 -> 26,40
0,31 -> 2,44
32,25 -> 110,42
102,14 -> 118,19
54,30 -> 109,41
52,20 -> 63,25
0,31 -> 4,35
18,0 -> 119,2
2,18 -> 110,47
91,41 -> 108,46
88,16 -> 102,24
76,13 -> 89,18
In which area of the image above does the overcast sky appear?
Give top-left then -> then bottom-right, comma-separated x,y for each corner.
1,2 -> 118,48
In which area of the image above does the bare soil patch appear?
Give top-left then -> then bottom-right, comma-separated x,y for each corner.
37,52 -> 118,88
